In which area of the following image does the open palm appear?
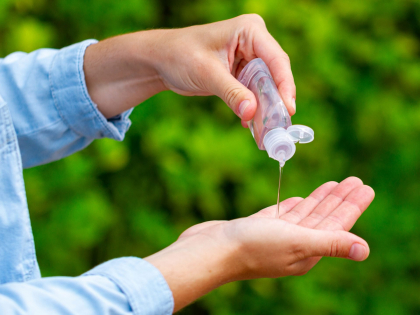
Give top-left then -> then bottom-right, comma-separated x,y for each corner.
179,177 -> 375,280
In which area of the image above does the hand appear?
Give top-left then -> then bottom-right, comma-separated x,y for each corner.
151,14 -> 296,124
84,15 -> 296,124
145,177 -> 375,311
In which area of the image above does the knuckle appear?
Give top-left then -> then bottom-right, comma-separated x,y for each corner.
294,269 -> 309,276
223,85 -> 243,109
249,13 -> 265,24
292,245 -> 307,261
329,238 -> 341,257
238,13 -> 266,26
190,51 -> 205,68
281,52 -> 291,64
284,263 -> 299,275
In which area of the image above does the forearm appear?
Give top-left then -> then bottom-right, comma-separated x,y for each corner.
84,30 -> 168,118
145,233 -> 236,312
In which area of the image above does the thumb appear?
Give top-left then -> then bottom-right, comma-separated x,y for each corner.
305,230 -> 370,261
208,63 -> 257,121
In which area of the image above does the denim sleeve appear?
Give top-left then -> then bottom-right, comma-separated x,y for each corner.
0,40 -> 133,168
0,257 -> 174,315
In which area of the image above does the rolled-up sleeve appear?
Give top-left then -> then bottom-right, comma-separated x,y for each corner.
0,257 -> 174,315
0,40 -> 133,168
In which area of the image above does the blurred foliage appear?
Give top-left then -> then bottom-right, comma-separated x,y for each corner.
1,0 -> 420,314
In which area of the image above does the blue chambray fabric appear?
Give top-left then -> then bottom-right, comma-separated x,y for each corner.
0,95 -> 40,284
0,41 -> 174,314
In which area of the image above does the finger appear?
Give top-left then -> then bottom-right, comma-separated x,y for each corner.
304,229 -> 370,261
207,61 -> 257,121
279,181 -> 338,224
297,177 -> 364,228
233,57 -> 250,78
253,29 -> 296,115
249,197 -> 303,218
314,185 -> 375,231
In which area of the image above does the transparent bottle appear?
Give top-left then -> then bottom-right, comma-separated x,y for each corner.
238,58 -> 314,166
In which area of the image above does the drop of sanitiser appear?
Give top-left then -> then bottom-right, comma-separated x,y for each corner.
276,163 -> 283,218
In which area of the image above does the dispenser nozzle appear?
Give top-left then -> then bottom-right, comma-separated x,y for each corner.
278,151 -> 286,167
263,128 -> 296,163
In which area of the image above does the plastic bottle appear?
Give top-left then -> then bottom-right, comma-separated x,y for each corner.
238,58 -> 314,166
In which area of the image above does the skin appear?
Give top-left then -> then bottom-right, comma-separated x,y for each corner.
83,15 -> 375,313
145,177 -> 374,311
84,14 -> 296,125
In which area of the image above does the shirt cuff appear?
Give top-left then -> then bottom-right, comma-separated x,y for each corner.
83,257 -> 174,315
50,39 -> 132,140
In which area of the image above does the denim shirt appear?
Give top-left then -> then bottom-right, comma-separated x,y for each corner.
0,40 -> 174,314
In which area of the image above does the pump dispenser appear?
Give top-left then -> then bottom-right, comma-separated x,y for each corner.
238,58 -> 314,166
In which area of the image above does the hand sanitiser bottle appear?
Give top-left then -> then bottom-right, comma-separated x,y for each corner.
238,58 -> 314,167
238,58 -> 314,218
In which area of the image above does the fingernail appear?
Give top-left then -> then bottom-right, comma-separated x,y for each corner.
349,243 -> 366,261
292,98 -> 296,113
238,100 -> 250,118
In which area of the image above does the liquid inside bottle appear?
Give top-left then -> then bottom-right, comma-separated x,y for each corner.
238,58 -> 314,164
240,63 -> 292,150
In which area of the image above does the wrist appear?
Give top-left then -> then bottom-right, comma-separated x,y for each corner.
84,30 -> 168,118
145,228 -> 238,311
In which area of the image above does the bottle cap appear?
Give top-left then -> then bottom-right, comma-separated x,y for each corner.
263,128 -> 296,166
287,125 -> 314,144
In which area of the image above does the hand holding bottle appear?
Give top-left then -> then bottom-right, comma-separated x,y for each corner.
84,14 -> 296,123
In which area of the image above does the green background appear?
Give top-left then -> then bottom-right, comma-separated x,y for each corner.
1,0 -> 420,314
